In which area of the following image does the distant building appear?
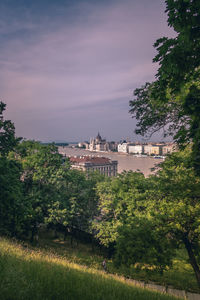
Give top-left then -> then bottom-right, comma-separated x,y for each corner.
89,133 -> 109,152
85,142 -> 90,150
77,142 -> 87,148
118,142 -> 128,153
143,144 -> 163,155
128,144 -> 143,154
162,143 -> 177,155
143,144 -> 152,155
150,145 -> 163,155
69,156 -> 118,176
107,141 -> 118,152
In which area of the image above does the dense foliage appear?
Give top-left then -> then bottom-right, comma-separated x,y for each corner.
129,0 -> 200,174
0,101 -> 19,156
93,151 -> 200,286
0,103 -> 102,243
128,1 -> 200,286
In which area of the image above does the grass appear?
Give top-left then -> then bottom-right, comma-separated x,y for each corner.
0,236 -> 179,300
35,231 -> 198,293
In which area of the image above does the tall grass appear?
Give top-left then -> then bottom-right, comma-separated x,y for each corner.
0,237 -> 178,300
36,233 -> 198,293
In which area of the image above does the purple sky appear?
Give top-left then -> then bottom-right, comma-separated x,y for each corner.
1,0 -> 175,142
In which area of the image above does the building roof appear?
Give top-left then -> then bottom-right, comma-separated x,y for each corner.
96,132 -> 102,139
69,156 -> 113,165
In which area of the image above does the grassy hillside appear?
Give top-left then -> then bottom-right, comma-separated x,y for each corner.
36,232 -> 197,293
0,237 -> 179,300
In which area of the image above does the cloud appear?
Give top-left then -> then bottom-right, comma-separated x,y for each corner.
0,0 -> 175,141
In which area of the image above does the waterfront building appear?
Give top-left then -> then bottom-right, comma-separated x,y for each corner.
107,141 -> 118,152
69,156 -> 118,176
162,143 -> 177,155
118,142 -> 128,153
143,144 -> 163,155
143,144 -> 152,155
150,145 -> 163,155
89,132 -> 109,152
128,144 -> 143,154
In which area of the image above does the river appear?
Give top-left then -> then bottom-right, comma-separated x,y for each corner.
58,147 -> 164,176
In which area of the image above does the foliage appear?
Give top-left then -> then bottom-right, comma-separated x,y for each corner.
0,157 -> 25,236
146,149 -> 200,286
129,0 -> 200,173
93,171 -> 175,271
93,149 -> 200,287
14,141 -> 64,240
11,140 -> 102,241
0,102 -> 25,236
45,169 -> 104,244
115,218 -> 174,273
93,172 -> 147,247
0,101 -> 20,156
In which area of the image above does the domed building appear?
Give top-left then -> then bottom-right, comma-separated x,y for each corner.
89,132 -> 109,152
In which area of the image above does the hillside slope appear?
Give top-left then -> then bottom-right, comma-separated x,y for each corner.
0,237 -> 178,300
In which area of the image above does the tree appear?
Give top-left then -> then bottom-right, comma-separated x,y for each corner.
93,171 -> 175,270
93,172 -> 147,250
45,169 -> 103,243
16,141 -> 64,242
0,157 -> 25,236
129,0 -> 200,173
0,101 -> 25,236
115,218 -> 174,273
0,101 -> 19,156
146,149 -> 200,287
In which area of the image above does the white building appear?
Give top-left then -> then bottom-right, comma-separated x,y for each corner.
143,144 -> 152,155
118,142 -> 128,153
128,144 -> 143,154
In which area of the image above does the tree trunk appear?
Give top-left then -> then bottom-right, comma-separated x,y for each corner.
30,223 -> 37,244
64,230 -> 67,241
183,236 -> 200,288
70,235 -> 73,246
54,229 -> 58,239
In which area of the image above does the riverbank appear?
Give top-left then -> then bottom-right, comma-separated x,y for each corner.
58,146 -> 163,176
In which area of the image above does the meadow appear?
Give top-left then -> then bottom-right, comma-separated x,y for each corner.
0,236 -> 180,300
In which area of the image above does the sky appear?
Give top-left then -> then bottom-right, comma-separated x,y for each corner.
0,0 -> 175,142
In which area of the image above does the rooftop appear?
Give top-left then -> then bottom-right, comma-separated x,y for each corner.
69,156 -> 113,165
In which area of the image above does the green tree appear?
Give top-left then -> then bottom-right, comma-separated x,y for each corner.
0,101 -> 19,156
146,150 -> 200,287
0,157 -> 25,236
129,0 -> 200,173
0,101 -> 25,236
16,141 -> 64,242
115,218 -> 174,273
93,172 -> 147,248
94,171 -> 175,270
45,169 -> 103,243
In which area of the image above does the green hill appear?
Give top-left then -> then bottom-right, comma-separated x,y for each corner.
0,237 -> 178,300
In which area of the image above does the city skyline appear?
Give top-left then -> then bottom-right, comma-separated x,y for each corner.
1,0 -> 175,142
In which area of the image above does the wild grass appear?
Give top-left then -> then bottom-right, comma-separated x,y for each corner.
36,232 -> 198,293
0,236 -> 179,300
